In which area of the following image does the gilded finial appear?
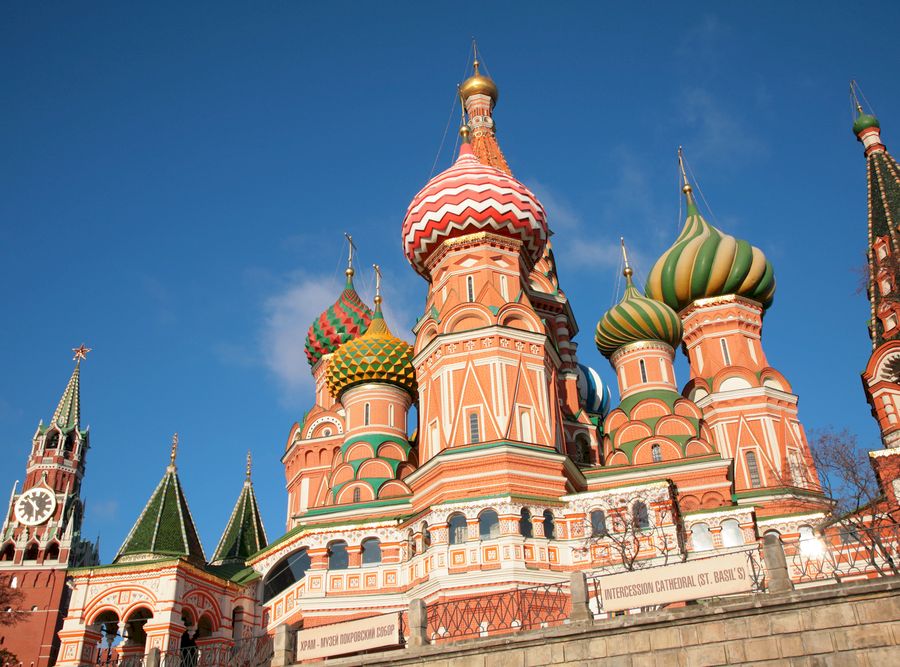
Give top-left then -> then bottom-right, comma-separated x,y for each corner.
620,237 -> 633,281
458,86 -> 470,143
344,232 -> 356,280
677,146 -> 692,194
373,264 -> 383,307
850,80 -> 863,115
72,344 -> 92,364
169,433 -> 179,468
246,450 -> 252,481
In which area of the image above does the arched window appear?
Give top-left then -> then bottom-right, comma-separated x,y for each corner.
389,404 -> 395,427
519,410 -> 533,442
519,509 -> 533,538
232,607 -> 245,642
651,444 -> 662,463
720,519 -> 743,548
468,412 -> 480,444
45,431 -> 59,451
478,510 -> 500,540
0,543 -> 14,562
407,529 -> 416,557
745,451 -> 762,488
327,541 -> 349,570
590,510 -> 607,537
466,275 -> 475,302
638,359 -> 648,383
361,538 -> 382,565
364,403 -> 371,426
632,502 -> 650,530
448,513 -> 467,545
499,275 -> 509,301
10,576 -> 18,589
262,549 -> 310,602
421,521 -> 432,550
352,487 -> 361,503
44,543 -> 60,562
63,434 -> 76,454
798,525 -> 822,556
575,435 -> 591,465
691,523 -> 713,551
23,543 -> 39,561
542,510 -> 556,540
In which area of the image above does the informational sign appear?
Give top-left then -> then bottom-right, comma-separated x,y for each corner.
596,551 -> 755,612
296,612 -> 402,660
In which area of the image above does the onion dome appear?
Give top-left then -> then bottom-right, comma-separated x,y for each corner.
459,58 -> 498,104
402,141 -> 548,278
854,111 -> 880,135
327,296 -> 416,399
304,269 -> 373,367
596,254 -> 683,358
575,364 -> 612,417
645,158 -> 776,312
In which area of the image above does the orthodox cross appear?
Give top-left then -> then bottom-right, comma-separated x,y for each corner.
344,232 -> 357,271
169,433 -> 179,468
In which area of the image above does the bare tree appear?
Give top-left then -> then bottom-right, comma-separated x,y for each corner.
0,578 -> 25,666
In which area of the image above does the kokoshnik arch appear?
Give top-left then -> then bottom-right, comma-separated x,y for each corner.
3,57 -> 900,665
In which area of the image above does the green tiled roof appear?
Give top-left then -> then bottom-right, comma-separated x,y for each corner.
51,362 -> 82,432
114,461 -> 205,565
211,473 -> 268,565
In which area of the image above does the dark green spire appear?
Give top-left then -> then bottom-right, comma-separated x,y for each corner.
51,360 -> 82,433
114,434 -> 205,565
210,452 -> 268,565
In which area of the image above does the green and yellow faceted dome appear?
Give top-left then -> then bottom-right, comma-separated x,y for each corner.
645,185 -> 775,312
595,271 -> 683,358
327,303 -> 417,399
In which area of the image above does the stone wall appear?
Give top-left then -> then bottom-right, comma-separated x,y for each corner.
303,578 -> 900,666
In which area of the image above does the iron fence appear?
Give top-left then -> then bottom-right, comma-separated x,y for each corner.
158,635 -> 273,667
426,581 -> 570,642
95,651 -> 144,666
784,523 -> 900,584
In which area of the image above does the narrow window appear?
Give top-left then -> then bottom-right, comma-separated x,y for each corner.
519,410 -> 532,442
720,339 -> 731,365
449,514 -> 467,545
639,359 -> 648,383
469,412 -> 480,444
590,510 -> 607,537
745,451 -> 762,488
389,404 -> 395,427
651,444 -> 662,463
542,510 -> 556,540
887,314 -> 899,331
478,510 -> 500,540
499,275 -> 509,301
632,501 -> 650,530
327,541 -> 348,570
352,487 -> 361,503
364,403 -> 370,426
720,519 -> 743,548
422,522 -> 432,549
519,509 -> 533,538
361,538 -> 382,565
691,523 -> 713,551
466,275 -> 475,302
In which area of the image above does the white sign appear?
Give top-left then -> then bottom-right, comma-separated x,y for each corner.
296,612 -> 402,660
596,551 -> 755,612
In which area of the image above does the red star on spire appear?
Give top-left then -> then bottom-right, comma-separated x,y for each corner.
72,344 -> 92,362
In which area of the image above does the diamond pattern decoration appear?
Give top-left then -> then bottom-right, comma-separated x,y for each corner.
305,276 -> 373,366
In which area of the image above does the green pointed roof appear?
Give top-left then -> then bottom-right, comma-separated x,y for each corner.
51,361 -> 82,433
210,455 -> 268,565
114,436 -> 205,565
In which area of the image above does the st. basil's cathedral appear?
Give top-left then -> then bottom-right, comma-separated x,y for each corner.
2,58 -> 900,666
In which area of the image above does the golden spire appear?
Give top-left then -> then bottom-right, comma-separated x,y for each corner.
169,433 -> 179,469
677,146 -> 692,194
458,86 -> 470,143
246,450 -> 252,481
72,344 -> 91,364
344,232 -> 356,280
372,263 -> 383,307
459,39 -> 498,104
620,237 -> 633,281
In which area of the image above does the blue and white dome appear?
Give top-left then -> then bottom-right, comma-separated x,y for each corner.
575,364 -> 611,417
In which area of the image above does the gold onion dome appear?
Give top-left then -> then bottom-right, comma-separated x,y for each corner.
459,58 -> 498,104
327,299 -> 417,399
645,178 -> 776,313
595,260 -> 683,359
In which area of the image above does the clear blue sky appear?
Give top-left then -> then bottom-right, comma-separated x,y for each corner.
2,3 -> 899,563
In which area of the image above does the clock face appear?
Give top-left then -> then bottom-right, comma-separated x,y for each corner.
14,487 -> 57,526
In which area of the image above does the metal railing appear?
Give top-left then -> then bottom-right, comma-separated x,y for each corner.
784,523 -> 900,584
426,581 -> 570,642
157,636 -> 273,667
96,651 -> 144,666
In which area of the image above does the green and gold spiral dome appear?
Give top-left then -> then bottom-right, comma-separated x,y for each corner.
645,173 -> 775,312
327,297 -> 417,399
595,258 -> 683,358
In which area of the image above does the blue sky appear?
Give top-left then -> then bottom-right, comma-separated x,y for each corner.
2,3 -> 899,563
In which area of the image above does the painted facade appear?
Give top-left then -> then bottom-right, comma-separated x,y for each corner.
3,62 -> 900,665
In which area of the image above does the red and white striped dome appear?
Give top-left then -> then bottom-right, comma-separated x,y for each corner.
401,144 -> 548,278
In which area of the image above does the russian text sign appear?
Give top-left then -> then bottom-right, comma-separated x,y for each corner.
596,551 -> 754,612
296,612 -> 402,660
